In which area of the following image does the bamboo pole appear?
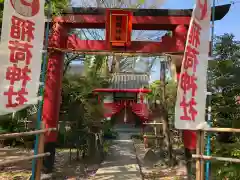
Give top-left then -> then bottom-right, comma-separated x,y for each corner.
200,131 -> 205,180
0,128 -> 56,140
0,153 -> 50,166
31,1 -> 52,179
143,122 -> 173,125
195,131 -> 205,180
205,92 -> 212,180
204,127 -> 240,133
143,122 -> 164,125
143,135 -> 164,139
192,155 -> 240,163
196,131 -> 202,180
154,120 -> 157,147
35,123 -> 45,180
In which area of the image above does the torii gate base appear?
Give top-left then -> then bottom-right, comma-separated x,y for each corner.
41,5 -> 230,173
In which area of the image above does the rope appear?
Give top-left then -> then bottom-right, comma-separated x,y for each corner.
48,47 -> 181,57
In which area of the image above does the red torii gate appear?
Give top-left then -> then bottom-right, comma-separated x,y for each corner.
42,4 -> 231,172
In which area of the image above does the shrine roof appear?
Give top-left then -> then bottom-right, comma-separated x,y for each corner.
62,4 -> 231,21
110,73 -> 149,90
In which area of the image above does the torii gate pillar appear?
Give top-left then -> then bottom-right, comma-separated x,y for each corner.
42,22 -> 68,173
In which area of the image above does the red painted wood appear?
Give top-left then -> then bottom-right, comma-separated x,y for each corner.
174,25 -> 188,52
105,9 -> 133,48
42,24 -> 69,142
104,103 -> 123,118
183,130 -> 197,150
53,15 -> 191,30
67,34 -> 180,54
103,102 -> 149,120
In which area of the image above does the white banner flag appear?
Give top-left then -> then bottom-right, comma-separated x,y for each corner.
0,0 -> 45,115
174,0 -> 211,130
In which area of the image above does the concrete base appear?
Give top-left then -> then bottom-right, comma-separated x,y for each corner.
43,142 -> 56,174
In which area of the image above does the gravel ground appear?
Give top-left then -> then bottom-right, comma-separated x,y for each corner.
133,139 -> 190,180
0,148 -> 100,180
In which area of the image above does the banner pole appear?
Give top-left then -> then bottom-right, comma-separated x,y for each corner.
205,0 -> 215,179
31,1 -> 52,179
205,92 -> 212,180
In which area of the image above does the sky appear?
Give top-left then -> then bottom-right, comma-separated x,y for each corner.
71,0 -> 240,82
162,0 -> 240,40
151,0 -> 240,81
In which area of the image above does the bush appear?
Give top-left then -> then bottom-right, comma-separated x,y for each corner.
211,141 -> 240,180
103,128 -> 118,139
131,134 -> 143,140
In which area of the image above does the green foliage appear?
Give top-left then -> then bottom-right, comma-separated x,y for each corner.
49,0 -> 69,15
0,108 -> 33,146
208,33 -> 240,179
147,79 -> 177,115
0,0 -> 69,24
0,109 -> 28,134
59,55 -> 110,155
208,34 -> 240,128
103,141 -> 110,153
212,142 -> 240,180
61,74 -> 108,127
61,55 -> 110,139
103,128 -> 118,139
213,163 -> 240,180
103,121 -> 118,139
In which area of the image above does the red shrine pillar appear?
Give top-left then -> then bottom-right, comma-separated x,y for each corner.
42,22 -> 69,173
174,25 -> 196,177
174,24 -> 188,51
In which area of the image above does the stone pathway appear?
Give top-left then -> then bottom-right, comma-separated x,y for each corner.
93,131 -> 142,180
